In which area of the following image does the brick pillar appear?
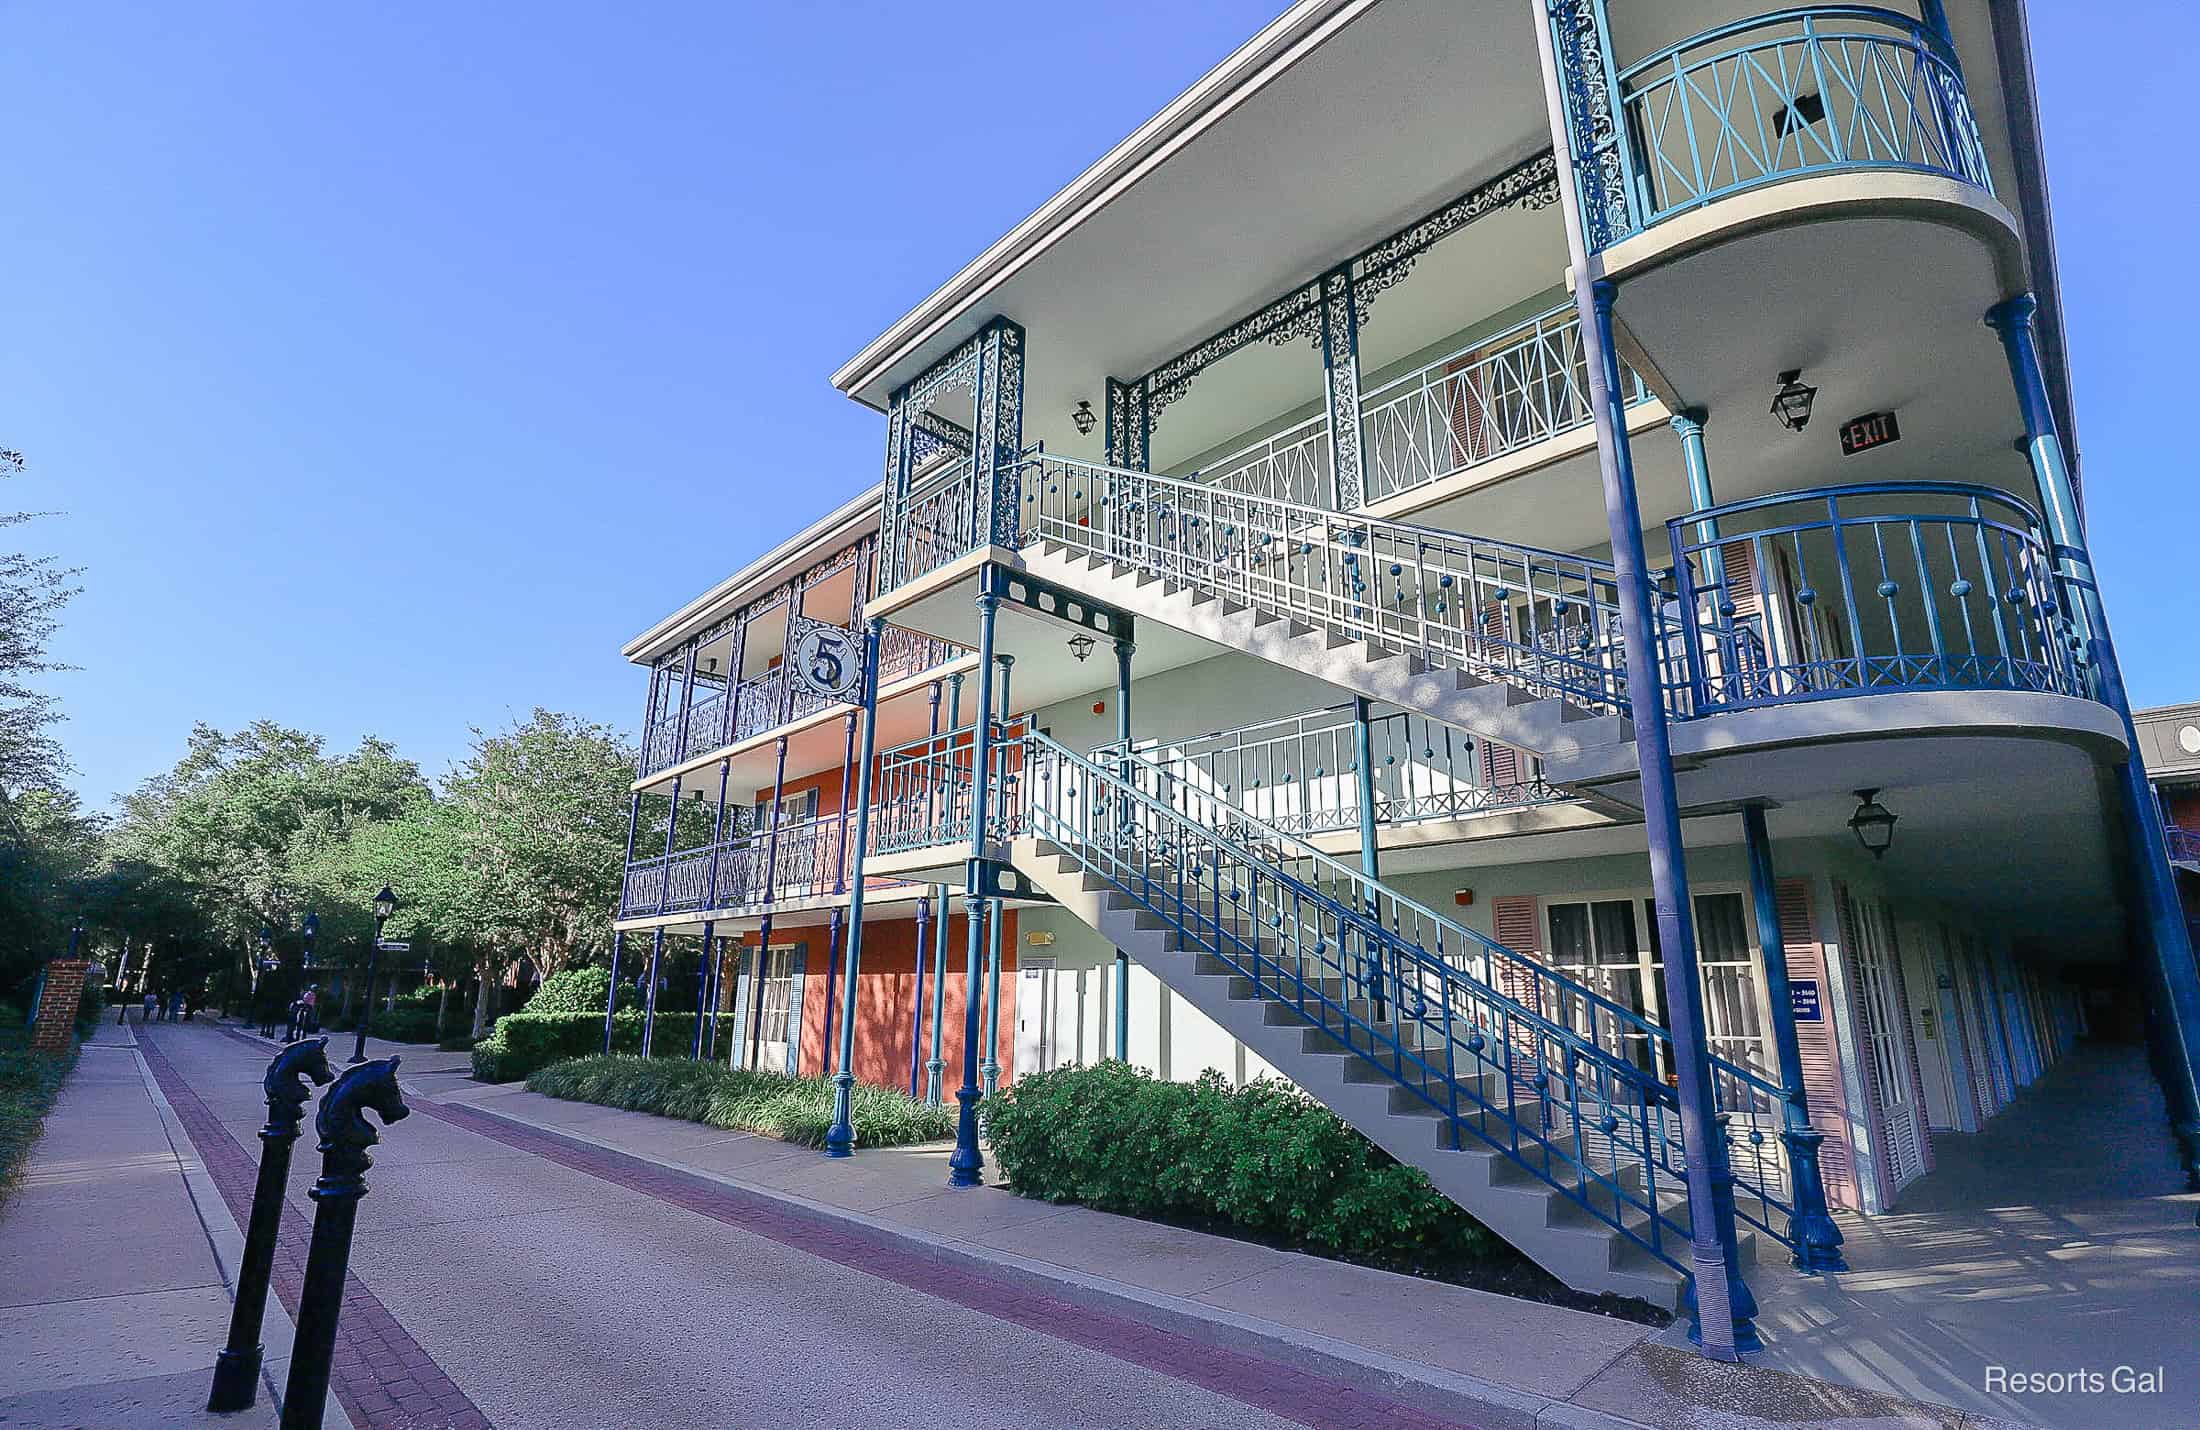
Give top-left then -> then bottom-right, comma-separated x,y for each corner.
30,959 -> 91,1053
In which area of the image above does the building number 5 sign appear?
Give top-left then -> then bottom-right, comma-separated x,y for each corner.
789,618 -> 864,702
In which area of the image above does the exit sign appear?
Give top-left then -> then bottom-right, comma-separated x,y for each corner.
1839,410 -> 1901,456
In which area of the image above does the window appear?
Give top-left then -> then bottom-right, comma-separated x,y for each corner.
1545,892 -> 1774,1086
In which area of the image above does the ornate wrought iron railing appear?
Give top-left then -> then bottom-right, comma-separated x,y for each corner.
1193,414 -> 1331,508
637,632 -> 961,779
1664,482 -> 2087,717
1611,6 -> 1993,237
871,717 -> 1032,856
1002,728 -> 1796,1271
620,811 -> 878,918
1094,705 -> 1568,837
1360,304 -> 1650,505
882,456 -> 978,591
1017,451 -> 1641,716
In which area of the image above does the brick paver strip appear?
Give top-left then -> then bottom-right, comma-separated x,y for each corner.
407,1094 -> 1480,1429
139,1028 -> 492,1430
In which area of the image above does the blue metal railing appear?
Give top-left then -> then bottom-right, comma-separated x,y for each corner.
619,810 -> 880,918
1360,302 -> 1651,506
1607,6 -> 1992,240
636,630 -> 961,778
1019,451 -> 1643,717
1664,482 -> 2085,718
871,720 -> 1800,1270
1012,728 -> 1798,1271
1095,705 -> 1569,838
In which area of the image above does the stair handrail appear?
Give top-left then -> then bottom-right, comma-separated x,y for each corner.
1013,449 -> 1642,716
1026,726 -> 1800,1257
1013,726 -> 1708,1272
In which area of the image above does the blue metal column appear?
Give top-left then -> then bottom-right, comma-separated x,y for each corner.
819,907 -> 844,1079
601,930 -> 625,1055
1530,6 -> 1752,1354
1351,697 -> 1385,1017
1671,408 -> 1725,589
640,928 -> 664,1058
691,921 -> 715,1060
980,653 -> 1014,1098
1741,804 -> 1845,1272
950,584 -> 1002,1187
926,673 -> 965,1105
704,758 -> 731,910
1114,635 -> 1135,1062
825,618 -> 887,1158
909,896 -> 931,1096
1989,293 -> 2200,1183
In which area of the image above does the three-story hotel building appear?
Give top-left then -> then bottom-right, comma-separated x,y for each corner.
607,1 -> 2197,1360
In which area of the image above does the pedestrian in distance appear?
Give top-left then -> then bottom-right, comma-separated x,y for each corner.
142,990 -> 158,1024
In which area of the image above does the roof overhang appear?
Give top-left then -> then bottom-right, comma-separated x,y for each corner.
829,0 -> 1373,411
620,486 -> 881,666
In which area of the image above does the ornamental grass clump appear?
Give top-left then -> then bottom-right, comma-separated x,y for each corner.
526,1054 -> 956,1150
985,1062 -> 1495,1273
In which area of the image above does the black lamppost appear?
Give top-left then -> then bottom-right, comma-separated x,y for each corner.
349,887 -> 399,1064
256,927 -> 277,1038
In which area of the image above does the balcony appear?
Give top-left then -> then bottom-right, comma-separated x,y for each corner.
1661,482 -> 2090,720
1097,706 -> 1571,839
1573,6 -> 1994,251
637,627 -> 963,779
620,810 -> 882,920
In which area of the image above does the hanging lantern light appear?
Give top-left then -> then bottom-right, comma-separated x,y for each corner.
1770,369 -> 1818,432
1847,788 -> 1897,859
1066,634 -> 1096,663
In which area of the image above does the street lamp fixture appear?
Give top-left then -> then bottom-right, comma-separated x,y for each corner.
352,887 -> 400,1063
1067,634 -> 1096,663
301,912 -> 319,969
1071,400 -> 1097,437
1770,369 -> 1817,432
1847,789 -> 1898,859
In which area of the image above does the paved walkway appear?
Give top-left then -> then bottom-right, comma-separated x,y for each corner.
1752,1042 -> 2200,1430
0,1016 -> 318,1428
21,1016 -> 2134,1428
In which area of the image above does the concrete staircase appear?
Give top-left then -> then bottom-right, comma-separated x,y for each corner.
1019,539 -> 1635,771
1011,828 -> 1759,1312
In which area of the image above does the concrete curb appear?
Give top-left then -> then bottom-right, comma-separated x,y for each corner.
429,1088 -> 1654,1430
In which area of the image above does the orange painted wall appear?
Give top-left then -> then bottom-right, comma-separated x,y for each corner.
739,909 -> 1017,1091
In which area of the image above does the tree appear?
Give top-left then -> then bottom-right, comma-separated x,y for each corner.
0,449 -> 79,803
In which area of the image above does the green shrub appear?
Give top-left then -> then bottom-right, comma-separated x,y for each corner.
522,966 -> 631,1017
986,1063 -> 1494,1272
470,1011 -> 698,1082
527,1054 -> 956,1150
1,1024 -> 77,1207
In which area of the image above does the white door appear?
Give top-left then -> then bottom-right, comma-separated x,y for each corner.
1843,894 -> 1928,1194
1015,957 -> 1057,1076
1901,927 -> 1960,1131
748,945 -> 795,1071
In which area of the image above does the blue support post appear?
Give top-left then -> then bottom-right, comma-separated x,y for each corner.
950,585 -> 1001,1188
1114,635 -> 1134,1061
1671,408 -> 1726,589
1741,804 -> 1846,1272
980,652 -> 1014,1098
691,921 -> 715,1060
909,895 -> 930,1097
640,929 -> 664,1058
1990,293 -> 2200,1183
819,908 -> 842,1078
1534,1 -> 1754,1355
926,673 -> 965,1105
825,619 -> 887,1158
1352,697 -> 1386,1017
601,930 -> 625,1056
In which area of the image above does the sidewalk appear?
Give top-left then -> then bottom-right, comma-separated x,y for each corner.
0,1016 -> 342,1429
404,1049 -> 2029,1430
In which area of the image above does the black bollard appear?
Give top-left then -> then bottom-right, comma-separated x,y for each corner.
279,1056 -> 408,1430
209,1038 -> 336,1412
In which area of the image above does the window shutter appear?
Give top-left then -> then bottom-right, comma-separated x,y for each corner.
728,944 -> 754,1067
1719,541 -> 1760,618
1488,896 -> 1545,1079
1777,879 -> 1859,1211
784,943 -> 808,1076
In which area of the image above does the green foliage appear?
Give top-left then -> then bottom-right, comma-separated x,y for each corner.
987,1063 -> 1495,1272
471,1011 -> 698,1083
0,1021 -> 78,1209
528,1055 -> 956,1150
522,966 -> 630,1017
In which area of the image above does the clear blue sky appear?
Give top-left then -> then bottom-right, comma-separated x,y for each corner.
1,3 -> 2190,811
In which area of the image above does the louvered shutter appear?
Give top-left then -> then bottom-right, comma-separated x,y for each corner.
1778,880 -> 1859,1210
784,942 -> 808,1076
